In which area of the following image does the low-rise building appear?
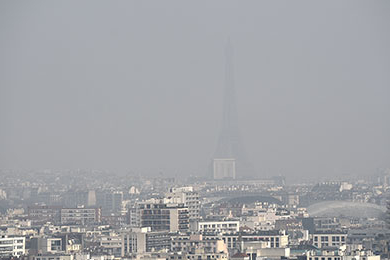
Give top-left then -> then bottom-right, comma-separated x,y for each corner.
301,247 -> 380,260
60,207 -> 101,225
228,230 -> 288,249
171,234 -> 227,255
99,233 -> 122,256
30,233 -> 83,255
198,220 -> 240,233
121,227 -> 170,256
28,206 -> 62,224
312,232 -> 347,248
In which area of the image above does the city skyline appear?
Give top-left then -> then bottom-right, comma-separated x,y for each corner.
0,2 -> 389,259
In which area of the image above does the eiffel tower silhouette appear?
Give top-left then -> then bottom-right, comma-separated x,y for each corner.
212,40 -> 254,179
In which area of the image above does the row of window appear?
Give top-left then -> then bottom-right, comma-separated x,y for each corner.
314,236 -> 346,242
0,240 -> 24,245
169,254 -> 226,260
309,257 -> 341,260
200,224 -> 237,228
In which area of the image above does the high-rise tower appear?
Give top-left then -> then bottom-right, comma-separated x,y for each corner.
212,40 -> 254,179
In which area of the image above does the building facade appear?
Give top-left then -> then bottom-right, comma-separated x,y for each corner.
312,232 -> 347,248
121,227 -> 170,257
60,207 -> 101,225
132,200 -> 189,232
0,236 -> 25,257
198,220 -> 240,233
166,186 -> 200,220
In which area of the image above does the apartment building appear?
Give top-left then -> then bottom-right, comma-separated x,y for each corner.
221,230 -> 288,249
166,186 -> 200,220
0,236 -> 25,257
312,232 -> 347,248
121,227 -> 170,257
60,207 -> 101,225
130,199 -> 189,232
198,220 -> 240,233
171,234 -> 227,255
28,206 -> 62,224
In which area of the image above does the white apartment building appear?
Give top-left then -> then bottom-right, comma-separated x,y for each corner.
312,232 -> 347,248
213,231 -> 289,249
165,186 -> 200,220
171,234 -> 227,255
305,247 -> 380,260
99,233 -> 122,256
121,227 -> 171,257
30,254 -> 74,260
0,236 -> 25,257
198,220 -> 240,233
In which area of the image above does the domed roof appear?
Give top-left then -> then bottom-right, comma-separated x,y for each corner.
307,201 -> 386,218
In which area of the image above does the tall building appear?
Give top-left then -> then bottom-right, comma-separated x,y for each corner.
87,190 -> 96,206
165,186 -> 200,220
62,190 -> 88,208
129,199 -> 189,232
96,190 -> 123,216
213,40 -> 253,179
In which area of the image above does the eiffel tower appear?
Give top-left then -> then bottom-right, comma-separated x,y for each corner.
212,40 -> 254,179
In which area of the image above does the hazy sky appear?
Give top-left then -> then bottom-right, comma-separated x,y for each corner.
1,1 -> 389,180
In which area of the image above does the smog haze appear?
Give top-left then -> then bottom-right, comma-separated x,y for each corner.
1,0 -> 389,180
